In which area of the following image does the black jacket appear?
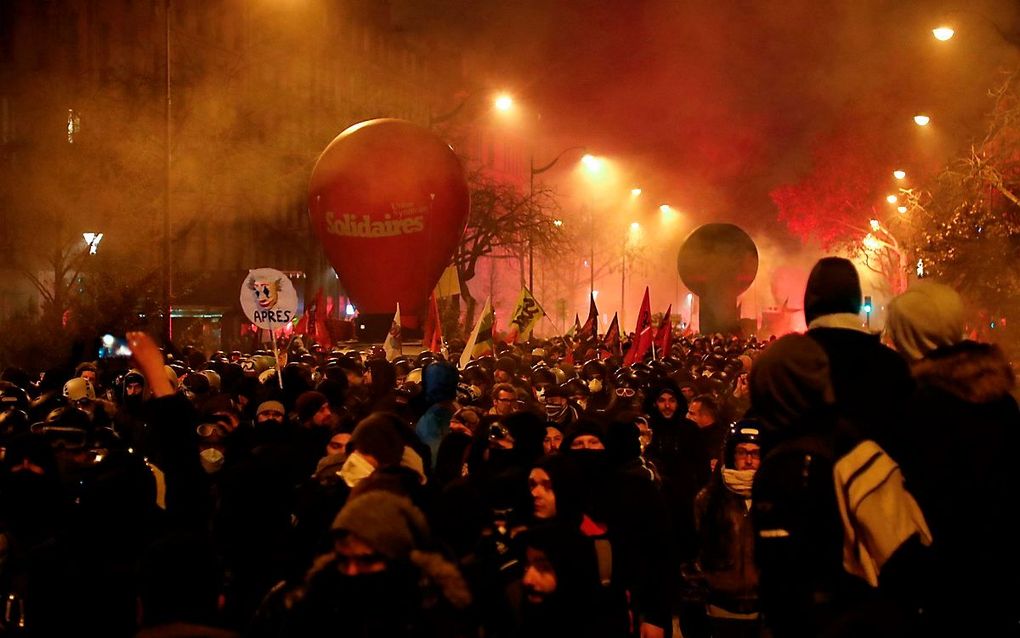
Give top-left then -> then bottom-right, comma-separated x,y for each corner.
895,341 -> 1020,636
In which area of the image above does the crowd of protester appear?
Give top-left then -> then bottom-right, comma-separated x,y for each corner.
0,256 -> 1016,637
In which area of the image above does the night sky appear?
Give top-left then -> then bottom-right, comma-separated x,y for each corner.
396,0 -> 1020,238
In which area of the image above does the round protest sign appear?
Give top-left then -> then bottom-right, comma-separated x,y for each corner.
239,268 -> 299,330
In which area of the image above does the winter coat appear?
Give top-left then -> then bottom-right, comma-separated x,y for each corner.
694,475 -> 758,613
895,341 -> 1020,636
806,322 -> 914,452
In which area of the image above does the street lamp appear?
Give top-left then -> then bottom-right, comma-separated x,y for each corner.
428,89 -> 512,128
893,170 -> 906,180
913,114 -> 931,126
933,26 -> 955,41
886,194 -> 899,204
494,93 -> 514,112
631,188 -> 642,198
622,222 -> 640,327
529,145 -> 587,291
163,0 -> 173,343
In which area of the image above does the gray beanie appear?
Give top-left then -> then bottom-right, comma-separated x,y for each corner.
331,491 -> 429,560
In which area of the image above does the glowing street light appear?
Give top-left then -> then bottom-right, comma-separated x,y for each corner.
886,194 -> 899,204
494,93 -> 514,112
932,26 -> 955,41
897,205 -> 908,214
658,204 -> 671,214
631,188 -> 642,197
553,219 -> 563,227
870,219 -> 881,232
863,234 -> 882,251
893,170 -> 906,180
913,114 -> 931,126
630,222 -> 641,232
581,154 -> 604,173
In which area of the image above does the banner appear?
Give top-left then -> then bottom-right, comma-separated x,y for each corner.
423,292 -> 443,354
506,287 -> 545,343
460,296 -> 494,368
623,287 -> 653,365
655,304 -> 673,359
435,264 -> 462,299
383,303 -> 402,361
603,312 -> 621,357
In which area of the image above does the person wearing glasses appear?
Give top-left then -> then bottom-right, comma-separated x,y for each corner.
489,383 -> 519,417
687,422 -> 763,638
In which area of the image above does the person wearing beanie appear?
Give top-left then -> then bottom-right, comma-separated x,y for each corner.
884,284 -> 1020,636
252,491 -> 472,637
295,391 -> 334,428
802,257 -> 913,447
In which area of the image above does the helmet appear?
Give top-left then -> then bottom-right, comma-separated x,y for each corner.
404,367 -> 423,386
62,377 -> 96,402
724,420 -> 762,468
200,369 -> 222,392
0,382 -> 30,413
583,359 -> 603,377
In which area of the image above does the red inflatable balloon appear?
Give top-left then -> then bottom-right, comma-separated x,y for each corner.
308,119 -> 470,329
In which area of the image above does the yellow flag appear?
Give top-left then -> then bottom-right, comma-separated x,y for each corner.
506,287 -> 544,343
435,265 -> 462,299
460,297 -> 493,368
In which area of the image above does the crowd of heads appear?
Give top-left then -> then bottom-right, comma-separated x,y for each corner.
0,256 -> 1015,637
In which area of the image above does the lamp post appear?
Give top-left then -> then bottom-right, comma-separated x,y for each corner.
163,0 -> 173,344
528,145 -> 586,291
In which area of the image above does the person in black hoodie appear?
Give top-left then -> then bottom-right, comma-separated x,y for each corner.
643,383 -> 701,570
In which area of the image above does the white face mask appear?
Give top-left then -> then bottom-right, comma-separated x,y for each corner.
587,379 -> 603,393
339,450 -> 376,488
199,448 -> 225,474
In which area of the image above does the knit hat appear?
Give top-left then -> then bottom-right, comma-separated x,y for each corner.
750,334 -> 835,431
349,413 -> 406,468
885,281 -> 964,361
803,257 -> 862,326
331,491 -> 429,560
256,400 -> 285,416
295,391 -> 328,422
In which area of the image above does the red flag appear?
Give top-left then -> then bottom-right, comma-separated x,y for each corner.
655,305 -> 673,358
423,292 -> 443,354
296,290 -> 320,336
310,289 -> 332,348
602,312 -> 621,357
623,287 -> 652,365
578,294 -> 598,343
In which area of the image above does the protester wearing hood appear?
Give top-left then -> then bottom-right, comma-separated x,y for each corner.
414,362 -> 459,467
254,491 -> 472,637
641,382 -> 701,565
885,282 -> 1020,636
559,418 -> 672,636
517,523 -> 617,638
